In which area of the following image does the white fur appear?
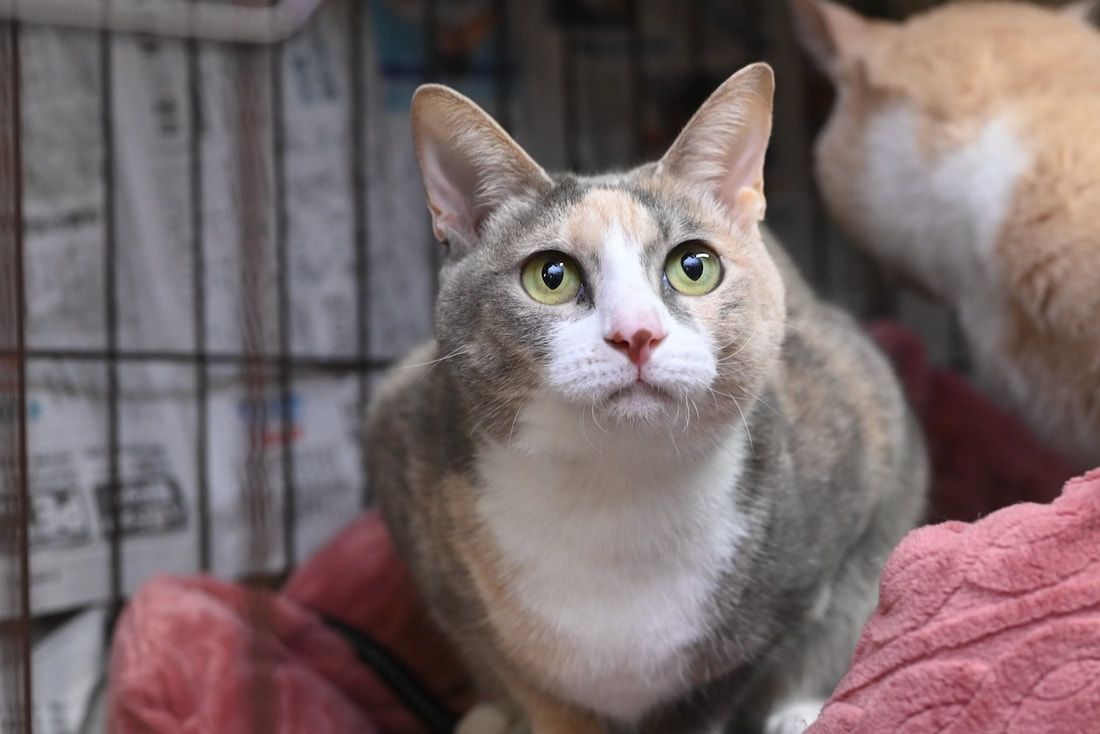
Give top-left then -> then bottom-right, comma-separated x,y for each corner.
545,221 -> 717,423
858,103 -> 1029,302
858,103 -> 1032,404
764,699 -> 825,734
476,401 -> 749,721
456,704 -> 521,734
596,221 -> 666,339
476,216 -> 751,721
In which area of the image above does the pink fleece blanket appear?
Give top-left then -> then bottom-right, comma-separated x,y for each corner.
108,323 -> 1098,733
809,468 -> 1100,733
108,514 -> 472,734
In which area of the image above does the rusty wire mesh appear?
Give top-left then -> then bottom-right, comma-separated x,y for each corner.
1,17 -> 32,734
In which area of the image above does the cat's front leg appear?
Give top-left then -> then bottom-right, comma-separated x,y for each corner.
456,702 -> 527,734
763,699 -> 825,734
503,675 -> 608,734
455,670 -> 608,734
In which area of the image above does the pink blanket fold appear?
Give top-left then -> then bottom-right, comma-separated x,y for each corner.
108,575 -> 378,734
809,468 -> 1100,733
108,512 -> 471,734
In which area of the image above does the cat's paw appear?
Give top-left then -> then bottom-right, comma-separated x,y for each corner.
763,699 -> 825,734
456,703 -> 528,734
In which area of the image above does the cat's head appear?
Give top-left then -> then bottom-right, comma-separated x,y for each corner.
409,64 -> 785,444
790,0 -> 1099,299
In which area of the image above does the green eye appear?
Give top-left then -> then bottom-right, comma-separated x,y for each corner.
522,252 -> 582,305
664,241 -> 721,296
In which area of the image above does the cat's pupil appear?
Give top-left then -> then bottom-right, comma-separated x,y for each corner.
542,261 -> 565,290
681,253 -> 704,281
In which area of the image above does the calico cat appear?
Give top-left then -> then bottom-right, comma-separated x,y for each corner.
366,63 -> 927,734
791,0 -> 1100,468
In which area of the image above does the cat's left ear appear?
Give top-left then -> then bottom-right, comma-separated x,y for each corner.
658,63 -> 774,224
411,85 -> 552,251
788,0 -> 872,79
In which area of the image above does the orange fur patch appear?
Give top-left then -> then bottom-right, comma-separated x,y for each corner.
563,188 -> 659,255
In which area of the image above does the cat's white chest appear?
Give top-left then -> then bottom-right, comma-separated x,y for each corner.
474,408 -> 748,722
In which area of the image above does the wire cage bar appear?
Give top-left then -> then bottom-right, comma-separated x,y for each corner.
0,17 -> 32,732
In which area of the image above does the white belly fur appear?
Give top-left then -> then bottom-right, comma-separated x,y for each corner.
474,399 -> 750,722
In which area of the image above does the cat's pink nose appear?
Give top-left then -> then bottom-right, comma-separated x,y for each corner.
605,325 -> 667,367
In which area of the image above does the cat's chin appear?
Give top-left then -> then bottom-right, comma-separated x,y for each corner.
602,381 -> 678,423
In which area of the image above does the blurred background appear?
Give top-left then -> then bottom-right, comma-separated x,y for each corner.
0,0 -> 1062,731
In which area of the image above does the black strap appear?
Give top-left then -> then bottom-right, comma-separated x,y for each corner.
321,614 -> 459,734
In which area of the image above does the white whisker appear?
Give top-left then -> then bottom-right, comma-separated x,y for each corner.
401,345 -> 473,384
664,417 -> 682,457
731,395 -> 755,456
578,403 -> 595,449
507,408 -> 522,447
469,401 -> 508,438
397,345 -> 470,370
590,404 -> 610,435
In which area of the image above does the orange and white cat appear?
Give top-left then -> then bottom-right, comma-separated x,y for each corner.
792,0 -> 1100,467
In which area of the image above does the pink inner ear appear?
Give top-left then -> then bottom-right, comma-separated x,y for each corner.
420,137 -> 482,245
715,123 -> 768,212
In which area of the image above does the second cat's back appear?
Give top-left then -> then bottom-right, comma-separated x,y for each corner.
792,0 -> 1100,466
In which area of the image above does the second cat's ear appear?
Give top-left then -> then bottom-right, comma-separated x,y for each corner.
658,63 -> 774,224
789,0 -> 871,79
1062,0 -> 1099,26
411,85 -> 551,251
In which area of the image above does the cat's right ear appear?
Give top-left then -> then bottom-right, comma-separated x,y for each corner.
411,85 -> 551,251
789,0 -> 871,79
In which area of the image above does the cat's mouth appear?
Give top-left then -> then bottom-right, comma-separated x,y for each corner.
599,380 -> 681,423
606,380 -> 673,404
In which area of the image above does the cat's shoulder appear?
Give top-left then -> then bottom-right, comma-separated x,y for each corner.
760,225 -> 819,315
762,229 -> 915,445
366,341 -> 440,442
372,341 -> 437,398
